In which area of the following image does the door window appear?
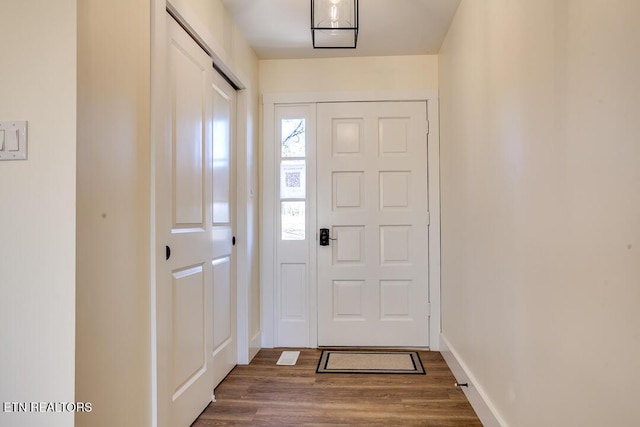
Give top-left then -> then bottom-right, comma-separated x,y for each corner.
279,118 -> 307,240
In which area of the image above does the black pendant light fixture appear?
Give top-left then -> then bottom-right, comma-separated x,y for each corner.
311,0 -> 358,49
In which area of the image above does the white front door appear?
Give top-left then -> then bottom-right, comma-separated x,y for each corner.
317,101 -> 430,347
155,15 -> 236,427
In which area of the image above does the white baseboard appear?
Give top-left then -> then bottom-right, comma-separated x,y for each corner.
439,334 -> 508,427
248,331 -> 262,362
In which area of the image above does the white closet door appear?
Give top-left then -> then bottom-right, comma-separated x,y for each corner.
155,14 -> 236,427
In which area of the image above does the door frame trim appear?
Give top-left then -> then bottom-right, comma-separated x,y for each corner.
261,90 -> 441,350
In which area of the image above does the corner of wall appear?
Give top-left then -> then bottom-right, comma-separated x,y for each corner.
440,334 -> 507,427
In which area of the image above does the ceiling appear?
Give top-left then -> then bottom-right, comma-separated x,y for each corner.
221,0 -> 461,60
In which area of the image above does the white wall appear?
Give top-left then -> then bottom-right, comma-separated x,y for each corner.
75,1 -> 151,426
0,2 -> 77,427
439,1 -> 640,426
181,0 -> 228,49
260,55 -> 438,94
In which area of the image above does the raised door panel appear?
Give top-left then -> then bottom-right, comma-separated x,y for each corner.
172,44 -> 205,228
172,266 -> 207,395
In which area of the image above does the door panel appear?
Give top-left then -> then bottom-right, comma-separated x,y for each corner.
317,101 -> 430,347
156,15 -> 236,427
172,265 -> 206,393
212,257 -> 232,350
212,85 -> 232,224
172,44 -> 205,227
210,70 -> 237,389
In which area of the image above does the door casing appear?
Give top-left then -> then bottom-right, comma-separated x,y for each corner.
261,90 -> 441,350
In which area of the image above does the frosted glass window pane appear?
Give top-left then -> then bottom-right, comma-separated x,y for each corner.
280,160 -> 306,199
281,119 -> 306,157
281,202 -> 305,240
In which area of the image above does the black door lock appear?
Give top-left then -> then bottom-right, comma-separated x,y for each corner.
319,228 -> 333,246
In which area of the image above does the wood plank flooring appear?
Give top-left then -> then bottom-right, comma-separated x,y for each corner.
192,349 -> 482,426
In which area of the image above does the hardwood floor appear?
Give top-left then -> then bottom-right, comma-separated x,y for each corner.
192,349 -> 482,426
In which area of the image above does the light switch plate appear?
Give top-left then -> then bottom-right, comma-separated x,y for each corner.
0,121 -> 28,160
